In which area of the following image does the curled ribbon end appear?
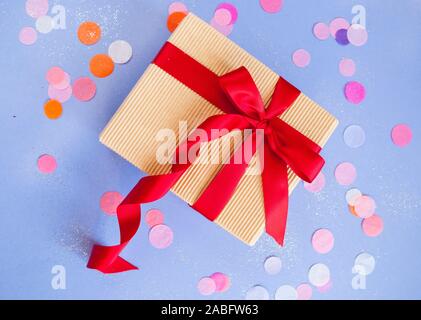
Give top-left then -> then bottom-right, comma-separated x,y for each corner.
87,245 -> 139,274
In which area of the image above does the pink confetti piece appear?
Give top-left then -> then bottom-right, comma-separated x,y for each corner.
46,66 -> 65,86
216,3 -> 238,24
339,58 -> 356,77
72,77 -> 97,102
210,18 -> 234,36
312,228 -> 334,254
296,283 -> 313,300
343,125 -> 365,148
210,272 -> 231,292
19,27 -> 38,45
25,0 -> 49,19
312,22 -> 330,40
149,224 -> 174,249
259,0 -> 283,13
146,209 -> 165,227
391,124 -> 412,147
304,171 -> 325,193
347,24 -> 368,47
317,280 -> 333,293
344,81 -> 366,104
362,214 -> 384,237
354,195 -> 376,218
48,84 -> 72,103
292,49 -> 311,68
52,72 -> 71,90
335,162 -> 357,186
37,154 -> 57,174
168,2 -> 188,14
197,277 -> 216,296
214,8 -> 232,26
100,191 -> 124,215
329,17 -> 350,37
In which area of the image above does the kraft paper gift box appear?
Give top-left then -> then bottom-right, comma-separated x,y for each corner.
100,13 -> 338,245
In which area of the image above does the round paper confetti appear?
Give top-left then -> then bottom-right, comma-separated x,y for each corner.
292,49 -> 311,68
149,224 -> 174,249
362,214 -> 384,237
339,58 -> 356,77
329,17 -> 350,37
335,162 -> 357,186
37,154 -> 57,174
348,205 -> 359,217
35,15 -> 53,34
313,22 -> 330,40
19,27 -> 38,45
335,28 -> 350,45
52,72 -> 71,90
46,67 -> 65,86
354,252 -> 375,275
48,85 -> 72,103
72,77 -> 96,102
214,8 -> 232,26
245,285 -> 269,300
26,0 -> 49,19
167,11 -> 187,33
344,81 -> 366,104
100,191 -> 124,215
44,99 -> 62,119
354,195 -> 376,218
210,18 -> 234,36
90,54 -> 115,78
78,22 -> 101,45
312,229 -> 334,254
168,2 -> 188,14
210,272 -> 231,292
344,125 -> 366,148
275,285 -> 298,300
296,283 -> 312,300
108,40 -> 133,64
216,3 -> 238,24
145,209 -> 165,227
260,0 -> 283,14
346,188 -> 363,206
197,277 -> 216,296
263,256 -> 282,275
304,171 -> 325,193
347,24 -> 368,47
317,280 -> 333,293
391,124 -> 412,147
308,263 -> 330,287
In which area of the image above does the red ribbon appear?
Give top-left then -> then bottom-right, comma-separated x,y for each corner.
87,42 -> 325,274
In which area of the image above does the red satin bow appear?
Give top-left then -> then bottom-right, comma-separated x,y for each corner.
88,47 -> 325,274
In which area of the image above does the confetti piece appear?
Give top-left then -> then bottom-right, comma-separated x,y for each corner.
260,0 -> 283,13
354,252 -> 375,275
197,277 -> 216,296
346,188 -> 362,206
335,29 -> 350,45
245,285 -> 270,300
391,124 -> 412,147
90,54 -> 115,78
292,49 -> 311,68
317,280 -> 332,293
329,17 -> 350,37
313,22 -> 330,40
168,2 -> 188,14
335,162 -> 357,186
167,11 -> 187,33
48,85 -> 72,103
78,21 -> 101,45
296,283 -> 312,300
44,99 -> 62,119
263,256 -> 282,275
52,72 -> 71,90
210,272 -> 231,292
35,15 -> 53,34
214,8 -> 232,26
362,214 -> 384,237
344,125 -> 365,148
149,224 -> 174,249
72,77 -> 96,102
146,209 -> 165,227
275,285 -> 298,300
348,205 -> 359,217
108,40 -> 133,64
308,263 -> 330,287
46,67 -> 65,85
354,195 -> 376,218
339,58 -> 356,77
19,27 -> 38,45
344,81 -> 366,104
312,229 -> 334,254
37,154 -> 57,174
100,191 -> 124,215
304,171 -> 325,193
210,18 -> 234,36
216,3 -> 238,24
347,24 -> 368,47
26,0 -> 49,19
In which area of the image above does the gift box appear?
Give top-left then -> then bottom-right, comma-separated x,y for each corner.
90,13 -> 338,273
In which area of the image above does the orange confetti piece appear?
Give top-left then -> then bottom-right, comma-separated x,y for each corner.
78,21 -> 101,45
348,205 -> 359,217
90,54 -> 115,78
44,99 -> 63,119
167,11 -> 187,33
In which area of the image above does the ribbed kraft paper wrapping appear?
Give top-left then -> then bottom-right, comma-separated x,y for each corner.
100,14 -> 338,245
